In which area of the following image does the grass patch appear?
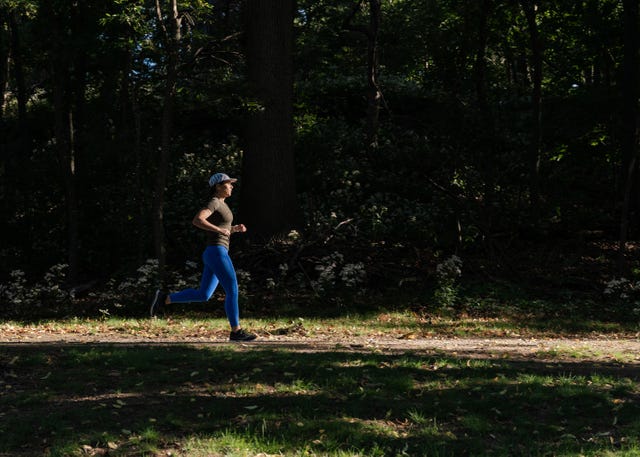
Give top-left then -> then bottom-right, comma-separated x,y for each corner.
1,309 -> 638,341
1,341 -> 640,456
535,346 -> 639,364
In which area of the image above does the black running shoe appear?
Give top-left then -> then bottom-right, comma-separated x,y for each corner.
229,328 -> 257,341
150,289 -> 166,317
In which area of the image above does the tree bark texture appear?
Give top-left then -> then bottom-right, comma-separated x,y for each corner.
618,0 -> 640,272
520,0 -> 542,214
0,11 -> 9,120
52,51 -> 80,284
46,3 -> 81,284
241,0 -> 297,239
472,0 -> 497,253
152,0 -> 181,284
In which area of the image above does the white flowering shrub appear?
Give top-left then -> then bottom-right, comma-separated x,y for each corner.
604,278 -> 632,298
286,230 -> 301,242
170,260 -> 200,291
340,262 -> 367,288
0,264 -> 71,316
312,252 -> 342,292
311,252 -> 367,294
603,278 -> 640,317
86,259 -> 159,310
88,258 -> 202,313
0,270 -> 36,308
265,277 -> 277,290
236,269 -> 252,300
434,255 -> 463,310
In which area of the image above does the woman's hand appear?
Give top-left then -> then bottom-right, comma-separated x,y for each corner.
231,224 -> 247,234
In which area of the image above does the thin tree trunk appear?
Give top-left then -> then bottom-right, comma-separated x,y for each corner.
52,62 -> 80,284
152,0 -> 181,284
66,110 -> 79,283
45,3 -> 81,284
9,12 -> 26,138
365,0 -> 381,148
618,0 -> 640,272
520,0 -> 542,214
134,98 -> 145,267
241,0 -> 297,238
474,0 -> 491,117
0,11 -> 9,119
343,0 -> 382,149
619,158 -> 637,273
473,0 -> 496,254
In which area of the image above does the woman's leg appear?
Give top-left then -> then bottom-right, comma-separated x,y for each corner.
167,248 -> 219,303
207,246 -> 240,329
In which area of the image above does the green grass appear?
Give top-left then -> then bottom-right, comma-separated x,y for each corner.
1,311 -> 640,455
1,308 -> 638,340
1,335 -> 640,456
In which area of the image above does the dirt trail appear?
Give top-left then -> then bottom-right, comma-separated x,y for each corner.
2,331 -> 640,364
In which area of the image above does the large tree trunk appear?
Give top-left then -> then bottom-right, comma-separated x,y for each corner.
241,0 -> 297,239
618,0 -> 640,272
152,0 -> 181,284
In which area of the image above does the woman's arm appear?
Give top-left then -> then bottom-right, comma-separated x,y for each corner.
192,208 -> 230,236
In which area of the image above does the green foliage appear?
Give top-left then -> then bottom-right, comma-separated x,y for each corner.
0,0 -> 635,321
433,255 -> 463,311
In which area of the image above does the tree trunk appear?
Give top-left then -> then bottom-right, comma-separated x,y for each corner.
520,0 -> 543,215
152,0 -> 181,284
473,0 -> 497,253
241,0 -> 297,239
365,0 -> 381,148
47,4 -> 80,284
0,11 -> 9,119
52,59 -> 80,284
473,0 -> 491,117
9,12 -> 26,138
7,11 -> 29,187
618,0 -> 640,272
343,0 -> 382,149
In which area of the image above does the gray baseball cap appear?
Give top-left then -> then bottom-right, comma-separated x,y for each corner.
208,173 -> 238,187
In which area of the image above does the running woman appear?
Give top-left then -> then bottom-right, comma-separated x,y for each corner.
150,172 -> 257,341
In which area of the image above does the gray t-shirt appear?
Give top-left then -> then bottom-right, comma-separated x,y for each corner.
205,197 -> 233,249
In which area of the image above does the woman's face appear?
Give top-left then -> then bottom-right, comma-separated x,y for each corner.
217,181 -> 234,198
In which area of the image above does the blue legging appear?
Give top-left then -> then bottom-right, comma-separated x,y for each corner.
168,245 -> 240,328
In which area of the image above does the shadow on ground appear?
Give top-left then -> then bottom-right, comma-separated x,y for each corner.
1,342 -> 639,456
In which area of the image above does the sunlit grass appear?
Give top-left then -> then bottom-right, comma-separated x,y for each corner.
535,345 -> 639,363
1,309 -> 638,341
